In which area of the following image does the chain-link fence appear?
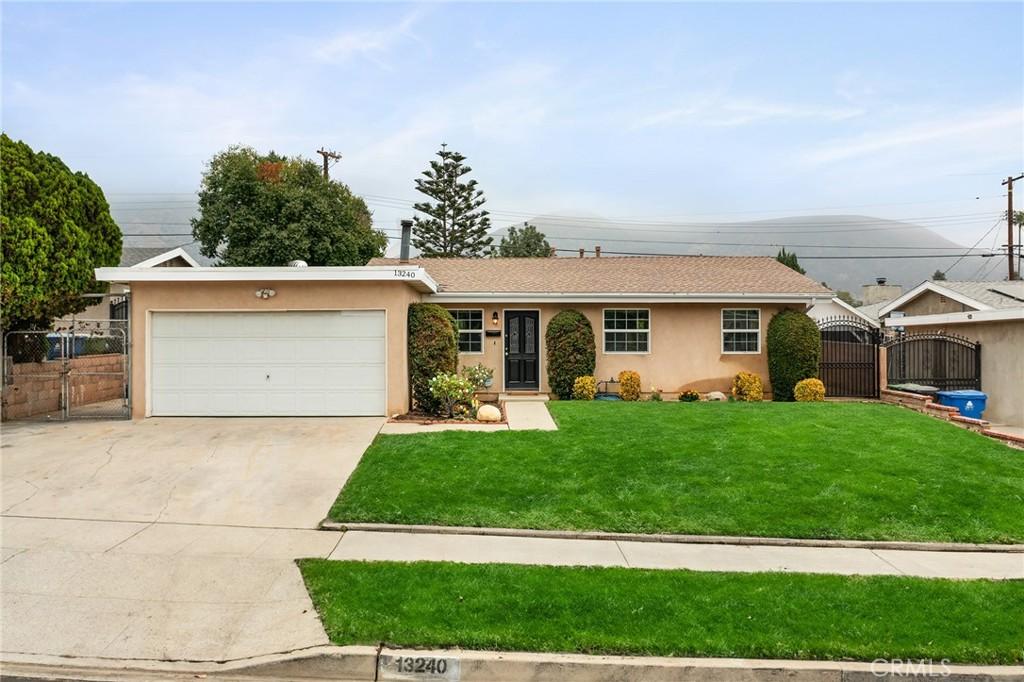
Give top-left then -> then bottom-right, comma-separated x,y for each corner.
3,296 -> 130,421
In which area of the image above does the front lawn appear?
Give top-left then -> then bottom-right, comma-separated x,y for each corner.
300,559 -> 1024,664
330,402 -> 1024,543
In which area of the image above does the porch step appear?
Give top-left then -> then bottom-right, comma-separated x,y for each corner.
499,393 -> 549,403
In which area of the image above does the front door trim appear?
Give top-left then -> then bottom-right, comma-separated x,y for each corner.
502,308 -> 541,392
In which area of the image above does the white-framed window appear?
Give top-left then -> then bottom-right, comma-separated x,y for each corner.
603,309 -> 650,353
452,309 -> 484,353
722,309 -> 760,354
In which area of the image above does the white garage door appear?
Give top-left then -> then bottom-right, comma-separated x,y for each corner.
150,311 -> 386,416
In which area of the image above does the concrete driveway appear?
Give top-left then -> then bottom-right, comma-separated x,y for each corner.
1,417 -> 382,663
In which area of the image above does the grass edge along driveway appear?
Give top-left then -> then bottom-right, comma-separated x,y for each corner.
300,559 -> 1024,665
330,402 -> 1024,543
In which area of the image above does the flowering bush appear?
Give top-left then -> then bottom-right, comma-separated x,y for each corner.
428,372 -> 476,418
461,363 -> 494,391
794,377 -> 826,402
731,371 -> 764,402
618,370 -> 641,401
572,375 -> 597,400
648,386 -> 663,402
679,389 -> 701,402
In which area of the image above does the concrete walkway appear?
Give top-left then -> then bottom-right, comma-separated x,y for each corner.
329,530 -> 1024,580
504,400 -> 558,430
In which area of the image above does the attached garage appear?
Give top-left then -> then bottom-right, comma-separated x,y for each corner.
150,310 -> 386,416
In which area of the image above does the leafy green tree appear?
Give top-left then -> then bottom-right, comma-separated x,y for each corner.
412,144 -> 493,257
1,134 -> 121,330
192,146 -> 385,266
835,290 -> 862,307
496,223 -> 552,257
931,270 -> 947,281
766,310 -> 821,402
775,247 -> 806,275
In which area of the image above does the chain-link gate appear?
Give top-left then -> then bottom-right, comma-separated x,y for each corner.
2,294 -> 130,421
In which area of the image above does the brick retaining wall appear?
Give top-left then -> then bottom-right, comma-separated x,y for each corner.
2,354 -> 126,420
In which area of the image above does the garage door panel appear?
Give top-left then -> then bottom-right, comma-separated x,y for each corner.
150,311 -> 387,416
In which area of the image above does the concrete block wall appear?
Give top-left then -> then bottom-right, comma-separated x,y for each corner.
2,354 -> 126,420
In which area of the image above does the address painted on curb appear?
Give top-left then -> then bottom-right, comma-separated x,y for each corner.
378,654 -> 461,681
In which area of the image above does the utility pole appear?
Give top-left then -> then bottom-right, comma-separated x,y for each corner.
316,148 -> 342,180
1002,174 -> 1024,280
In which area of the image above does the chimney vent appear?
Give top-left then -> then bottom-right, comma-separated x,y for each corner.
399,220 -> 413,263
578,248 -> 585,258
595,246 -> 601,258
876,277 -> 887,285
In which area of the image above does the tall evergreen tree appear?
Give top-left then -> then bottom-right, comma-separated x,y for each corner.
775,247 -> 806,275
496,223 -> 553,257
412,144 -> 493,257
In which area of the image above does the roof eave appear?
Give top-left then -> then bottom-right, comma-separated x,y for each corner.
426,291 -> 826,303
94,265 -> 439,293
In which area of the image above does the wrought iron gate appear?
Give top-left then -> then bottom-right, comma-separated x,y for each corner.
882,332 -> 981,391
2,295 -> 130,421
817,316 -> 881,398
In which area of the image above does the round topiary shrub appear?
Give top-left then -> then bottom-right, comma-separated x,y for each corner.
572,375 -> 597,400
766,309 -> 822,402
618,370 -> 641,401
408,303 -> 458,414
731,371 -> 763,401
546,310 -> 595,400
794,377 -> 826,402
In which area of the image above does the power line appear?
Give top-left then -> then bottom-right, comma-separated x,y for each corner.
941,216 -> 1004,276
555,248 -> 997,260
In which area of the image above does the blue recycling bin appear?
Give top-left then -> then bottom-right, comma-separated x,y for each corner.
936,390 -> 988,420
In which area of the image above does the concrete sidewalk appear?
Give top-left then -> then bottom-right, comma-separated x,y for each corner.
504,400 -> 558,430
329,530 -> 1024,579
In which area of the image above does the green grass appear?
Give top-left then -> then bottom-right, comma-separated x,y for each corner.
330,402 -> 1024,543
300,559 -> 1024,664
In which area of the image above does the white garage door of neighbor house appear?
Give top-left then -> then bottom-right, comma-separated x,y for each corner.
150,311 -> 386,416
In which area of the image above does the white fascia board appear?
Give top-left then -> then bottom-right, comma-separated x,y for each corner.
95,265 -> 438,293
131,247 -> 201,268
878,281 -> 991,317
427,292 -> 822,304
882,307 -> 1024,327
829,296 -> 880,327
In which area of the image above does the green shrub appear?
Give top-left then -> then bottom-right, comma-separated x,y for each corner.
428,372 -> 475,418
461,363 -> 494,391
679,389 -> 701,402
767,310 -> 822,402
618,370 -> 641,401
546,310 -> 595,400
648,389 -> 663,402
572,375 -> 597,401
731,371 -> 764,402
409,303 -> 458,414
794,377 -> 826,402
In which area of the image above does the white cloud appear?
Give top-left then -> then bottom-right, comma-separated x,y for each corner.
800,108 -> 1023,165
312,10 -> 423,68
633,95 -> 863,129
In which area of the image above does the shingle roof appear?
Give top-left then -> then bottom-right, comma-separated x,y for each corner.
370,256 -> 832,295
119,247 -> 176,267
933,280 -> 1024,309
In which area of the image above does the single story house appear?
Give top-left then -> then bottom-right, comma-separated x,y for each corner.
879,280 -> 1024,426
95,255 -> 832,418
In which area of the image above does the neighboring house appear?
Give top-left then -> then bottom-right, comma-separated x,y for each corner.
879,280 -> 1024,426
57,247 -> 197,331
806,296 -> 879,327
96,254 -> 831,418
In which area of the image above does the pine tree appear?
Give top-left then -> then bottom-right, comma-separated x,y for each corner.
412,144 -> 493,257
931,269 -> 947,281
496,223 -> 553,257
776,247 -> 806,275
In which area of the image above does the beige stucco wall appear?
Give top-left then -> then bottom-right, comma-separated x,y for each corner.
443,302 -> 796,397
128,280 -> 420,418
897,290 -> 976,316
911,320 -> 1024,426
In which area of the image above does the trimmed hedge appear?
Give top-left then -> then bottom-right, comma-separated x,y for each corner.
767,310 -> 822,402
546,310 -> 595,400
408,303 -> 458,414
795,377 -> 826,402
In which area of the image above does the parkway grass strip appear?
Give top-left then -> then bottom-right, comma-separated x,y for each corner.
299,559 -> 1024,665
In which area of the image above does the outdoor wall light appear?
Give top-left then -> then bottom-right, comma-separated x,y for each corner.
255,288 -> 277,300
491,311 -> 500,326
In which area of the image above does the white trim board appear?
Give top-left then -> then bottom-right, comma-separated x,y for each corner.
96,265 -> 438,293
131,247 -> 200,269
428,293 -> 821,304
882,308 -> 1024,327
878,281 -> 992,317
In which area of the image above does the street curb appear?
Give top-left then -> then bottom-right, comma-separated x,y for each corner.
3,647 -> 1023,681
318,521 -> 1024,553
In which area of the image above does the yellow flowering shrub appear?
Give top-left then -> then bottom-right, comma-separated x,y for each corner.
618,370 -> 641,401
572,375 -> 597,401
794,377 -> 826,402
731,371 -> 764,402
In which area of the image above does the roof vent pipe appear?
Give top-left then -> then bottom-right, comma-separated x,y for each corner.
876,277 -> 887,285
399,220 -> 413,263
578,248 -> 585,258
595,246 -> 601,258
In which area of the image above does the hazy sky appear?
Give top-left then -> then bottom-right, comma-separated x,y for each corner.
3,1 -> 1022,248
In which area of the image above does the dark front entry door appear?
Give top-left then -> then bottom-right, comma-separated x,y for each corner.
505,310 -> 540,390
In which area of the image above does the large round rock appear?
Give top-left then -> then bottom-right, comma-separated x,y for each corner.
477,404 -> 502,422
